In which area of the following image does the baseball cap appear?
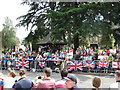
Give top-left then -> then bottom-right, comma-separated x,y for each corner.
64,74 -> 77,83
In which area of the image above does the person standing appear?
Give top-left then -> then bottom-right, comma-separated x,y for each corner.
65,74 -> 80,90
33,68 -> 55,89
55,69 -> 68,88
92,76 -> 101,90
12,69 -> 33,90
4,71 -> 16,88
0,73 -> 4,90
108,54 -> 115,71
93,47 -> 98,60
110,70 -> 120,89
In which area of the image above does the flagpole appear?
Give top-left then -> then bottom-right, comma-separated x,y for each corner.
29,42 -> 32,52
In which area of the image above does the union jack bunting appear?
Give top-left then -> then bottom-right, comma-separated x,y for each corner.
112,62 -> 118,68
39,61 -> 46,68
90,61 -> 96,68
99,61 -> 109,68
16,60 -> 29,69
118,62 -> 120,69
76,61 -> 83,71
83,61 -> 96,68
67,60 -> 83,72
83,61 -> 88,68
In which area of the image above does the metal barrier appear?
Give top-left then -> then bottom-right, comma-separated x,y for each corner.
0,59 -> 65,72
1,59 -> 120,73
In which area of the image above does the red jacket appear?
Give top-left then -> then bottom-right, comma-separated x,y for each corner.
106,50 -> 110,54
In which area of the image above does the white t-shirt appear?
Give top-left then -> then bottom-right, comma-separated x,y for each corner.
4,77 -> 16,88
110,49 -> 116,54
98,55 -> 104,60
55,79 -> 66,88
110,82 -> 120,89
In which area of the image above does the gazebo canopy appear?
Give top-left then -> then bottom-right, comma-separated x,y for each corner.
36,33 -> 67,45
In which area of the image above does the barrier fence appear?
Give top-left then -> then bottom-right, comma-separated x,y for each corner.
0,59 -> 120,73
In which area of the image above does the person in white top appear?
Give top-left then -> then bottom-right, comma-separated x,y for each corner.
4,71 -> 16,88
110,47 -> 117,54
110,70 -> 120,89
55,69 -> 68,88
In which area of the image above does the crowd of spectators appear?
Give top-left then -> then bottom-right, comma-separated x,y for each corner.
0,68 -> 79,90
1,46 -> 120,62
0,68 -> 120,89
0,46 -> 120,73
75,47 -> 120,61
1,46 -> 120,71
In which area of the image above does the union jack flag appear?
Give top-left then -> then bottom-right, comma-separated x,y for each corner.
39,61 -> 46,68
112,62 -> 118,68
90,61 -> 96,68
83,61 -> 96,68
77,61 -> 83,71
67,60 -> 83,72
16,60 -> 29,69
118,62 -> 120,69
99,61 -> 108,68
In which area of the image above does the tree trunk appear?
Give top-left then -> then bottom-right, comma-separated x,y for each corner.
68,31 -> 72,47
73,2 -> 79,53
73,33 -> 79,53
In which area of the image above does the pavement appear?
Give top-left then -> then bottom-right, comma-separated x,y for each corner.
0,69 -> 115,88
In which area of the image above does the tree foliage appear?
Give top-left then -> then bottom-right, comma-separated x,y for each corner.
17,1 -> 120,50
1,17 -> 19,48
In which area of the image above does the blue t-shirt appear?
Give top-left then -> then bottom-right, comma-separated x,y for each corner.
28,56 -> 33,62
0,80 -> 4,86
3,55 -> 7,62
29,56 -> 33,59
12,78 -> 33,90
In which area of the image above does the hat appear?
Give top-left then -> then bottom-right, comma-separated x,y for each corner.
64,74 -> 77,83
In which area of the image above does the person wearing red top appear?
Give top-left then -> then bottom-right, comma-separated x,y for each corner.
0,73 -> 4,90
33,68 -> 55,89
106,49 -> 110,56
55,69 -> 68,88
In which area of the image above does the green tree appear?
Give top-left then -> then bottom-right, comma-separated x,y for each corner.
17,1 -> 53,50
1,17 -> 19,49
48,2 -> 105,49
17,1 -> 120,51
